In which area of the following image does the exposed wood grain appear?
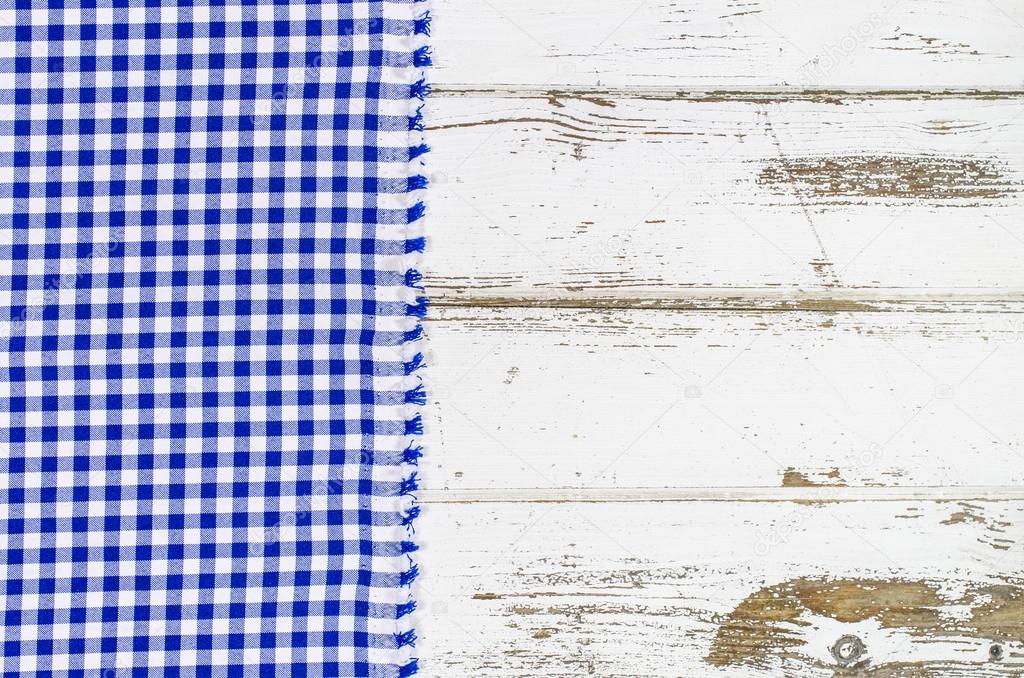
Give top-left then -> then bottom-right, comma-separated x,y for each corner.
422,306 -> 1024,491
782,467 -> 847,488
431,0 -> 1024,88
416,500 -> 1024,677
758,155 -> 1016,200
706,578 -> 1024,673
430,289 -> 1024,312
424,95 -> 1024,297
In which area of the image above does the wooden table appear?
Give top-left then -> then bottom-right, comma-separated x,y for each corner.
416,1 -> 1024,674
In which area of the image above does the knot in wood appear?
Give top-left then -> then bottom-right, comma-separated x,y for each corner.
830,634 -> 867,667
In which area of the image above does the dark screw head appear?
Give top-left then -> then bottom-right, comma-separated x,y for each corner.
989,644 -> 1004,661
830,634 -> 867,667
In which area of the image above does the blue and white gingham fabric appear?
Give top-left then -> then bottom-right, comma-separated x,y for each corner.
0,0 -> 429,675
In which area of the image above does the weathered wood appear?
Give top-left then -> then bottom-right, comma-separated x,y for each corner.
431,0 -> 1024,88
418,3 -> 1024,674
424,94 -> 1024,297
415,500 -> 1024,677
758,155 -> 1014,200
422,306 -> 1024,490
430,289 -> 1024,313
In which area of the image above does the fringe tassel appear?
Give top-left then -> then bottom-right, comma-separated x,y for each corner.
396,600 -> 417,619
405,235 -> 426,253
403,444 -> 423,465
395,629 -> 417,649
401,505 -> 421,527
413,46 -> 433,67
400,564 -> 420,587
405,268 -> 424,289
413,11 -> 432,37
404,414 -> 423,436
404,352 -> 425,375
409,105 -> 425,132
405,383 -> 427,406
406,297 -> 428,318
407,202 -> 426,223
403,324 -> 424,343
409,143 -> 431,161
410,78 -> 431,101
400,473 -> 419,496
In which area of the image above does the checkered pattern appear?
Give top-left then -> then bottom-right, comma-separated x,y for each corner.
0,0 -> 428,675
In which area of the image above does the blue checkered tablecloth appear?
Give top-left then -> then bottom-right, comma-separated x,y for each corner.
0,0 -> 429,675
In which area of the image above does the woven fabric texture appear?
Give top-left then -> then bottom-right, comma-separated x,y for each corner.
0,0 -> 429,675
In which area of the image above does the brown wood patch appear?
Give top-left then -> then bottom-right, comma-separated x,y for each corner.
758,155 -> 1016,201
707,577 -> 1024,675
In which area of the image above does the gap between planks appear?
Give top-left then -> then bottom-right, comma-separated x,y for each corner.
427,288 -> 1024,313
431,85 -> 1024,102
418,487 -> 1024,503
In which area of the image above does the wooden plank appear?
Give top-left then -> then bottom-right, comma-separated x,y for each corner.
431,0 -> 1024,89
416,499 -> 1024,677
421,306 -> 1024,490
424,94 -> 1024,298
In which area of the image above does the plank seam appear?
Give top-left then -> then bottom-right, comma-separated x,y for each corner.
418,487 -> 1024,503
430,85 -> 1024,101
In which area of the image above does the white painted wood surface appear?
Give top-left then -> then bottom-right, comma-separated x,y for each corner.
431,0 -> 1024,89
417,500 -> 1024,676
424,307 -> 1024,491
425,95 -> 1024,295
418,1 -> 1024,674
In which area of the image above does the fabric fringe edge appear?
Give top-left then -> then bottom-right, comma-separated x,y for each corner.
397,2 -> 431,675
